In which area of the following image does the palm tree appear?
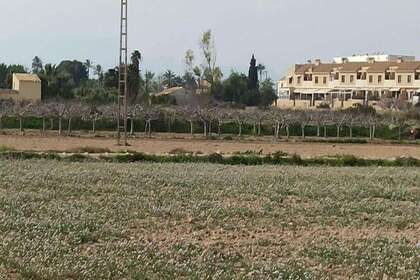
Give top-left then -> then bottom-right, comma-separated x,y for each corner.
94,65 -> 103,84
144,71 -> 155,96
162,70 -> 176,88
257,64 -> 266,82
32,56 -> 43,74
84,59 -> 93,79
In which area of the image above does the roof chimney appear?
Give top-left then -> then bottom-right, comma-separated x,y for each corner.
307,59 -> 312,64
315,59 -> 321,66
368,57 -> 375,64
397,57 -> 404,63
342,58 -> 349,64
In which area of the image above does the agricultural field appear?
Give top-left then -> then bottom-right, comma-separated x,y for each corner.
0,160 -> 418,279
1,134 -> 420,160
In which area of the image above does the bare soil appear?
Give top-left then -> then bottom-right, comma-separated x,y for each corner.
1,134 -> 419,159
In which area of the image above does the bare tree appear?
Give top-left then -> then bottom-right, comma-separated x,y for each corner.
161,106 -> 178,134
178,105 -> 197,136
66,102 -> 85,135
30,102 -> 51,133
246,108 -> 268,136
12,101 -> 32,134
385,111 -> 408,141
49,102 -> 68,136
82,105 -> 103,135
229,109 -> 247,137
296,110 -> 312,139
332,111 -> 347,138
138,105 -> 160,138
0,100 -> 12,131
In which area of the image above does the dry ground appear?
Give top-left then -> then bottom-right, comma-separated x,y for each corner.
0,134 -> 420,159
0,161 -> 418,279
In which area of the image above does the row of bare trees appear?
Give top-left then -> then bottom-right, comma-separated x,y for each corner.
0,100 -> 415,140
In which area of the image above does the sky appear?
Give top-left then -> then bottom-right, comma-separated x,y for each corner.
1,0 -> 420,80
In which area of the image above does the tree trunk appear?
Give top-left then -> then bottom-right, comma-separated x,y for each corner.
253,123 -> 256,135
92,119 -> 96,134
203,121 -> 207,137
349,126 -> 353,139
50,118 -> 54,130
301,125 -> 305,139
168,119 -> 172,134
317,125 -> 320,137
275,123 -> 280,140
68,118 -> 72,135
372,125 -> 376,139
19,117 -> 24,133
42,117 -> 46,133
190,121 -> 194,136
398,126 -> 402,141
144,121 -> 148,135
58,118 -> 62,136
209,121 -> 212,137
0,117 -> 3,131
218,122 -> 221,137
128,118 -> 133,135
258,122 -> 261,136
369,126 -> 373,140
148,120 -> 152,138
324,126 -> 327,138
238,123 -> 242,137
337,125 -> 340,138
286,125 -> 290,140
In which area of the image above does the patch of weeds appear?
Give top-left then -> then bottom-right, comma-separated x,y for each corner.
168,148 -> 193,155
0,145 -> 15,152
67,147 -> 112,154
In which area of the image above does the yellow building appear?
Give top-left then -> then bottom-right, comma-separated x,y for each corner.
277,55 -> 420,109
0,73 -> 41,102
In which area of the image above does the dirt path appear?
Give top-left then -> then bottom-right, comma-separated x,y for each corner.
0,134 -> 419,159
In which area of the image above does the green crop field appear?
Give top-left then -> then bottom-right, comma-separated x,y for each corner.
0,160 -> 419,279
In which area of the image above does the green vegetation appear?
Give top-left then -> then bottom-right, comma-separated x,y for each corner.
0,160 -> 418,278
0,150 -> 420,167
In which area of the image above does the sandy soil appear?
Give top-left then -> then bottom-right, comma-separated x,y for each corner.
1,134 -> 419,159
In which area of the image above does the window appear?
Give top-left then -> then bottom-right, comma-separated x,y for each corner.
350,75 -> 354,83
323,77 -> 327,84
369,75 -> 373,83
297,76 -> 301,84
385,71 -> 395,80
378,75 -> 382,83
304,74 -> 312,81
416,73 -> 420,80
335,72 -> 339,80
341,75 -> 345,83
315,76 -> 319,84
289,77 -> 293,84
407,75 -> 412,83
398,75 -> 402,83
357,72 -> 362,80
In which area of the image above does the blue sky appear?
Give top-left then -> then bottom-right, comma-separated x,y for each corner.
1,0 -> 419,79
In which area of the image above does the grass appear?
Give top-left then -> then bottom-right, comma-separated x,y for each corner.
0,160 -> 418,279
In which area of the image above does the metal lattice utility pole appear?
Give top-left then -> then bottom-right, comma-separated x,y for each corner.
117,0 -> 128,145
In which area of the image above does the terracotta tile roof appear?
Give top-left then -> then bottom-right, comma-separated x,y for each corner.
295,64 -> 314,74
339,62 -> 366,73
291,61 -> 420,75
394,62 -> 420,73
312,63 -> 337,73
14,73 -> 41,82
366,62 -> 397,73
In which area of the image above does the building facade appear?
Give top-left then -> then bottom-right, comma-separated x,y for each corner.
277,55 -> 420,109
0,74 -> 41,102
